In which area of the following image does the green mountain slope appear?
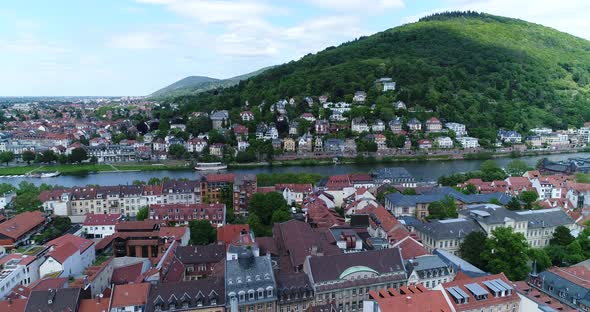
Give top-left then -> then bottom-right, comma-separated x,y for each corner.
150,66 -> 273,98
173,12 -> 590,141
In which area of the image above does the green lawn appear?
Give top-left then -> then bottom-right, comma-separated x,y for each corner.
0,162 -> 192,175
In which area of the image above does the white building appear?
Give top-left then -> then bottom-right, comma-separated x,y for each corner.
0,192 -> 16,209
530,128 -> 553,135
457,137 -> 480,149
40,234 -> 95,278
351,118 -> 370,133
0,258 -> 27,298
435,137 -> 453,149
83,213 -> 121,238
445,123 -> 467,137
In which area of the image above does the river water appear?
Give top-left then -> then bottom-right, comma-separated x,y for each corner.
3,153 -> 587,187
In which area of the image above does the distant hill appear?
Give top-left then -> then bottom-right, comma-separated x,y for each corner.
171,12 -> 590,142
149,67 -> 273,98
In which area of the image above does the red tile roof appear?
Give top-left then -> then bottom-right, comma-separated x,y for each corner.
0,298 -> 27,312
46,242 -> 79,264
392,237 -> 429,259
325,175 -> 352,189
0,211 -> 45,241
205,173 -> 236,183
548,265 -> 590,288
47,234 -> 94,253
217,224 -> 250,245
115,220 -> 160,232
275,183 -> 313,193
83,213 -> 121,226
111,283 -> 150,308
78,298 -> 110,312
111,262 -> 145,285
159,227 -> 188,241
369,285 -> 451,312
30,277 -> 69,291
441,273 -> 519,311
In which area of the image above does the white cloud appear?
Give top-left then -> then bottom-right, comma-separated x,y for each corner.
136,0 -> 281,25
108,32 -> 167,50
306,0 -> 404,12
0,32 -> 68,54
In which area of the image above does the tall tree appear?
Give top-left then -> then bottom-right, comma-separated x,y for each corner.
505,159 -> 529,176
482,227 -> 530,281
506,196 -> 522,210
459,231 -> 488,269
549,225 -> 575,246
69,148 -> 88,164
248,192 -> 288,225
22,151 -> 36,165
528,248 -> 552,272
519,191 -> 538,209
0,151 -> 15,166
136,206 -> 149,221
189,220 -> 216,245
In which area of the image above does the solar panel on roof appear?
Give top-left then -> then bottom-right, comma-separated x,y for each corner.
493,279 -> 513,291
446,287 -> 464,301
490,280 -> 507,292
483,280 -> 502,293
453,286 -> 470,299
465,283 -> 489,297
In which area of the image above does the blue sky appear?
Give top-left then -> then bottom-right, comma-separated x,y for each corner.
1,0 -> 589,96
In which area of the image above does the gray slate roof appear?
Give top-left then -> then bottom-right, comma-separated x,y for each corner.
307,248 -> 405,283
462,205 -> 574,228
25,288 -> 82,312
433,249 -> 487,278
385,187 -> 512,206
414,218 -> 483,240
225,249 -> 276,304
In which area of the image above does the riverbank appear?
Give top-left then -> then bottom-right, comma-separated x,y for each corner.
0,148 -> 586,176
0,162 -> 192,176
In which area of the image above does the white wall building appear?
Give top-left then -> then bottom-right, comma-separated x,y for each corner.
457,137 -> 480,149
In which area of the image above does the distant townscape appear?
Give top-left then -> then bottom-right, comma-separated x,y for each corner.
0,164 -> 587,312
1,87 -> 589,169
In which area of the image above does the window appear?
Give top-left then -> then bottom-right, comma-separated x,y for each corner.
258,290 -> 264,299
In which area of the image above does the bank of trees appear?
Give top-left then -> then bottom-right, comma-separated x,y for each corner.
460,225 -> 590,280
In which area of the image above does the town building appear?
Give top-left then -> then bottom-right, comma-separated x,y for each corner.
527,264 -> 590,311
425,117 -> 443,132
83,213 -> 121,238
445,123 -> 467,137
372,167 -> 415,187
414,218 -> 484,255
39,234 -> 95,278
457,137 -> 479,148
175,244 -> 225,281
351,118 -> 369,133
461,205 -> 576,248
303,248 -> 408,312
405,255 -> 455,289
149,203 -> 226,227
0,211 -> 46,248
225,247 -> 277,312
434,273 -> 520,312
363,285 -> 452,312
111,283 -> 151,312
276,272 -> 314,312
145,278 -> 225,312
435,136 -> 453,149
24,288 -> 83,312
375,78 -> 396,92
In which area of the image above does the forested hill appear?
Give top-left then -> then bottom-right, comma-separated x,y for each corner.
150,66 -> 273,99
170,12 -> 590,141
